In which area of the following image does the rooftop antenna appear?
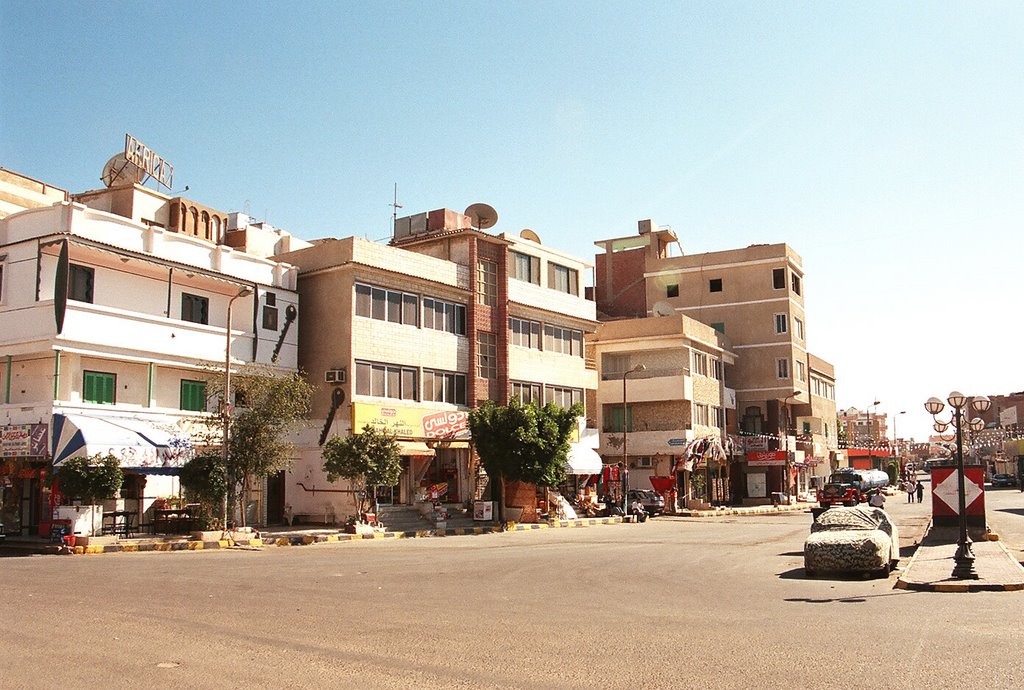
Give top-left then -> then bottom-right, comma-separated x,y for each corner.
390,183 -> 403,225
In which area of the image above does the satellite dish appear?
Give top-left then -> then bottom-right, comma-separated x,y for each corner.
464,203 -> 498,230
652,301 -> 675,317
520,228 -> 541,244
101,153 -> 144,188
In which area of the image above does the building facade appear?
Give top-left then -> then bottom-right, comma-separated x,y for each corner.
593,219 -> 838,502
276,208 -> 598,522
0,170 -> 300,535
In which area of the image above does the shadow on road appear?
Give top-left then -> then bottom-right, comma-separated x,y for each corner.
778,566 -> 892,582
994,507 -> 1024,517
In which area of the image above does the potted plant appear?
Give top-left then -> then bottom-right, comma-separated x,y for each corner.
56,454 -> 123,537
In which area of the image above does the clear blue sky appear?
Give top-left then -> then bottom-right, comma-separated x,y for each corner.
2,2 -> 1021,440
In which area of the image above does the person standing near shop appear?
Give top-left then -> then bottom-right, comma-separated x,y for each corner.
916,480 -> 924,503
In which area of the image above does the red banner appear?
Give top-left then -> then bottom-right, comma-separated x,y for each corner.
746,450 -> 787,467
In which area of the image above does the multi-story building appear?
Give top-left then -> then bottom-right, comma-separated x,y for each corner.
275,208 -> 598,521
0,168 -> 301,535
593,219 -> 838,502
588,314 -> 736,507
838,406 -> 890,470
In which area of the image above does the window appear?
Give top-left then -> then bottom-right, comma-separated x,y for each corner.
693,403 -> 710,426
548,263 -> 579,295
355,361 -> 418,400
545,386 -> 582,409
181,293 -> 209,325
709,278 -> 722,292
83,371 -> 115,404
692,351 -> 709,377
262,292 -> 279,331
69,264 -> 94,303
712,359 -> 723,381
772,268 -> 786,290
713,406 -> 726,428
476,259 -> 497,306
422,369 -> 467,405
180,379 -> 207,412
608,405 -> 633,433
477,332 -> 497,379
355,284 -> 418,326
543,325 -> 583,357
794,317 -> 804,340
0,254 -> 5,303
511,251 -> 540,285
710,322 -> 725,334
795,359 -> 807,383
776,358 -> 790,380
774,313 -> 788,335
509,317 -> 541,349
803,421 -> 812,435
511,381 -> 542,404
666,284 -> 679,298
791,273 -> 801,295
423,297 -> 467,335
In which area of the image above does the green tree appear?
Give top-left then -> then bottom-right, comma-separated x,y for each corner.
468,398 -> 583,521
179,452 -> 228,529
322,425 -> 403,517
56,454 -> 123,535
204,364 -> 314,527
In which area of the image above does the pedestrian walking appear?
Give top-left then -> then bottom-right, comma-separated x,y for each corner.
905,480 -> 915,503
916,480 -> 924,503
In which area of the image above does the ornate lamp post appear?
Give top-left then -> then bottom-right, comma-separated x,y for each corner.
621,363 -> 646,517
892,410 -> 906,472
924,392 -> 991,579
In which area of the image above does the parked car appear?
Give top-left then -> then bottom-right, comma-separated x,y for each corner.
991,473 -> 1017,488
627,489 -> 666,516
804,506 -> 899,578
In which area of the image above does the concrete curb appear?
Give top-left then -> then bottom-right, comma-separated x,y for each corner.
894,523 -> 1024,593
674,503 -> 814,518
62,515 -> 625,555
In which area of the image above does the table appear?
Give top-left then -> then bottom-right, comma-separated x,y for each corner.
153,506 -> 195,534
103,510 -> 136,538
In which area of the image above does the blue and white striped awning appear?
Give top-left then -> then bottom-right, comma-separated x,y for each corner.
51,414 -> 195,473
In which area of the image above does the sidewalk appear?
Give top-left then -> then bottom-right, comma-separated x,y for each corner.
896,527 -> 1024,592
672,500 -> 817,518
1,516 -> 625,556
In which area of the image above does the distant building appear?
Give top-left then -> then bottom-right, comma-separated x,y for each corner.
593,220 -> 838,502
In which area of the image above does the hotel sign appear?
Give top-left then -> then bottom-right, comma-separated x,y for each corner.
125,133 -> 173,190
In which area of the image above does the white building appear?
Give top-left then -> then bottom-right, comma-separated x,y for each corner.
0,171 -> 300,536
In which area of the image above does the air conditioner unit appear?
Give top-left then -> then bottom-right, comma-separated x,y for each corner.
324,368 -> 346,384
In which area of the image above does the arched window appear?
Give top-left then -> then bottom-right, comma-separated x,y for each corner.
211,216 -> 221,243
201,211 -> 211,240
190,207 -> 199,237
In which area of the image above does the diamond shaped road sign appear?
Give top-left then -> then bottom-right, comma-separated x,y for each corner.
932,469 -> 983,515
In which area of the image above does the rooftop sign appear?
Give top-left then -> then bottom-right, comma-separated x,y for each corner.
124,133 -> 173,190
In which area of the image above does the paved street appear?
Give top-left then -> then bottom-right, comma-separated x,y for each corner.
3,489 -> 1023,689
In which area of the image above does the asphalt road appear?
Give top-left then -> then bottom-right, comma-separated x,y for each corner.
3,491 -> 1023,689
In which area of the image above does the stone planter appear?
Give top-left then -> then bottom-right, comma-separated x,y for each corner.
190,530 -> 223,542
76,535 -> 117,547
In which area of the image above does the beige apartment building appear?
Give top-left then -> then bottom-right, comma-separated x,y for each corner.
588,314 -> 737,507
276,208 -> 598,522
594,220 -> 838,502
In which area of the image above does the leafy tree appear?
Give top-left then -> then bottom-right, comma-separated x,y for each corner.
468,398 -> 583,521
322,425 -> 403,517
179,452 -> 228,529
56,454 -> 123,535
203,364 -> 314,527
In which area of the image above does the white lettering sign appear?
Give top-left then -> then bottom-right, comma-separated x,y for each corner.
124,133 -> 174,190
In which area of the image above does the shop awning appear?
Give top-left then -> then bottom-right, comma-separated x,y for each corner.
51,413 -> 195,472
566,443 -> 603,475
397,440 -> 434,456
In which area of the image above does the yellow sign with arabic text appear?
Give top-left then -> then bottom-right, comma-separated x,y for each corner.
351,403 -> 469,439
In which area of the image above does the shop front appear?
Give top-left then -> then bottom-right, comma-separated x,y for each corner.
1,423 -> 50,535
352,403 -> 472,507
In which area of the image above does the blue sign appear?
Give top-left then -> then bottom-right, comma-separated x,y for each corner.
667,438 -> 686,446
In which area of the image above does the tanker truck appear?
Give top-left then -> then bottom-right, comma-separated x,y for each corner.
817,468 -> 890,508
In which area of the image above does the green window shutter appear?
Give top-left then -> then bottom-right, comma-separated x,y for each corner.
180,380 -> 206,412
84,371 -> 115,404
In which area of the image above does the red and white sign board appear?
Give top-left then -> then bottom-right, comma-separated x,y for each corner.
931,466 -> 985,517
746,450 -> 786,467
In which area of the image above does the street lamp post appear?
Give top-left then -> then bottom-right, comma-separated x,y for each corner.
622,363 -> 646,517
782,390 -> 801,501
924,392 -> 991,580
865,400 -> 880,467
892,410 -> 906,470
222,286 -> 253,530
